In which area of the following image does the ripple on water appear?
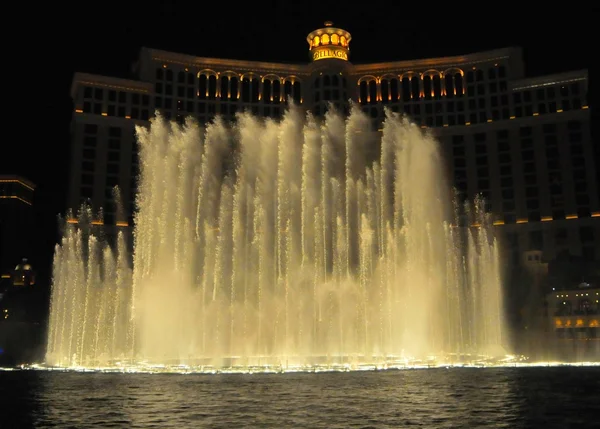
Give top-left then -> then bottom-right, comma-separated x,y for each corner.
1,367 -> 599,428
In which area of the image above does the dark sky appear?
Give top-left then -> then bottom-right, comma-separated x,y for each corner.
4,6 -> 595,283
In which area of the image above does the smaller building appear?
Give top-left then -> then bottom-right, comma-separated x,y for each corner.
0,259 -> 45,366
12,258 -> 36,287
546,284 -> 600,361
0,175 -> 36,279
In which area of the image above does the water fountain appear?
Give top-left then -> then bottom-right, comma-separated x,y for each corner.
45,105 -> 508,372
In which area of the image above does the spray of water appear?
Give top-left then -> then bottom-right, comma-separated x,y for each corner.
46,105 -> 507,370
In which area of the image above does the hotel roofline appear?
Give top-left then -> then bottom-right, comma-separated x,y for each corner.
71,45 -> 589,97
71,66 -> 589,101
138,46 -> 522,75
140,47 -> 309,75
0,175 -> 36,190
351,47 -> 520,73
511,69 -> 588,91
70,73 -> 153,99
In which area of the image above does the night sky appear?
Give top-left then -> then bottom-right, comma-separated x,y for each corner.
3,6 -> 595,285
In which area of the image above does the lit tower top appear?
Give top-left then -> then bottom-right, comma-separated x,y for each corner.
307,21 -> 352,62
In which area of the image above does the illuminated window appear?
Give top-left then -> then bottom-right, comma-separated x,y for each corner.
313,36 -> 320,47
331,34 -> 339,45
340,36 -> 346,46
322,34 -> 330,44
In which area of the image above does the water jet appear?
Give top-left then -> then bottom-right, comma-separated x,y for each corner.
46,105 -> 508,371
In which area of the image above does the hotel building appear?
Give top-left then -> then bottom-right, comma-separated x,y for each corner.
0,176 -> 36,283
546,286 -> 600,361
67,22 -> 598,269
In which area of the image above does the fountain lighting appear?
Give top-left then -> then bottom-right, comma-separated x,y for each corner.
45,104 -> 510,372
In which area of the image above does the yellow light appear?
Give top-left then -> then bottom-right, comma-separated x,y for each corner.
0,179 -> 34,191
487,119 -> 492,123
116,221 -> 129,227
556,109 -> 563,113
565,214 -> 578,220
101,112 -> 108,116
75,109 -> 83,113
311,46 -> 348,62
0,195 -> 32,205
541,216 -> 552,222
493,220 -> 504,226
125,115 -> 131,119
533,112 -> 539,116
582,105 -> 589,109
465,122 -> 471,126
510,116 -> 516,119
516,219 -> 528,224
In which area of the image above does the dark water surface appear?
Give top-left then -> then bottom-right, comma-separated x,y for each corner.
2,367 -> 598,428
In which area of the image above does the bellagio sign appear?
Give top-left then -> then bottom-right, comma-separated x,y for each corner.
312,47 -> 349,61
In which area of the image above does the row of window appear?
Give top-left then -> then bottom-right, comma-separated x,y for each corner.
78,95 -> 587,130
450,122 -> 593,223
83,87 -> 150,106
156,76 -> 303,104
506,226 -> 597,254
358,78 -> 585,105
76,118 -> 595,225
154,65 -> 504,92
80,125 -> 137,220
360,98 -> 587,129
80,102 -> 150,120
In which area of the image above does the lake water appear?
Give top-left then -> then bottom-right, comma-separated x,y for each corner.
2,367 -> 599,428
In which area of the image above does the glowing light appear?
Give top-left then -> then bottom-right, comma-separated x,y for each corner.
312,47 -> 348,61
46,108 -> 506,371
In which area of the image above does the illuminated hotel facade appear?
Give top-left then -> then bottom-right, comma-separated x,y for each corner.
0,176 -> 36,282
68,22 -> 598,268
547,286 -> 600,360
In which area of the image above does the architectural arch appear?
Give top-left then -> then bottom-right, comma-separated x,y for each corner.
380,73 -> 400,103
358,75 -> 377,104
239,73 -> 260,103
443,67 -> 465,96
219,71 -> 239,101
262,74 -> 282,103
400,71 -> 421,100
357,75 -> 377,85
422,69 -> 443,78
197,69 -> 218,78
422,69 -> 443,99
283,76 -> 302,104
197,69 -> 219,100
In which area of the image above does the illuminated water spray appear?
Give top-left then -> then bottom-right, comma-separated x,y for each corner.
46,105 -> 507,371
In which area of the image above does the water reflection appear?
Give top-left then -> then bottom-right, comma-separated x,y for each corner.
2,368 -> 598,428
